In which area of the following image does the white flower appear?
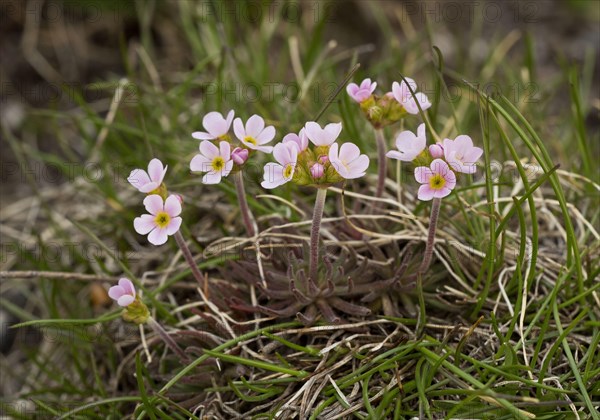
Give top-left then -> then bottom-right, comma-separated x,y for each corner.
261,142 -> 298,189
386,123 -> 427,162
328,142 -> 369,179
233,114 -> 275,153
190,141 -> 234,184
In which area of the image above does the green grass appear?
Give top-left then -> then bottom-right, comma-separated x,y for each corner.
2,1 -> 599,419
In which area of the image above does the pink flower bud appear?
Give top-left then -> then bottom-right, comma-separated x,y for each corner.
429,144 -> 444,159
231,147 -> 249,165
310,163 -> 325,179
318,155 -> 329,164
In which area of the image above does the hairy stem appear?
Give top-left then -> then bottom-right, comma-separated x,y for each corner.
309,188 -> 327,285
174,231 -> 205,285
233,171 -> 256,237
418,197 -> 442,274
147,316 -> 188,362
375,128 -> 387,199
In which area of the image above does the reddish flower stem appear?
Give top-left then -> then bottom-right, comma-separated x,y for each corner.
147,316 -> 188,362
309,188 -> 327,285
418,197 -> 441,274
233,171 -> 256,237
375,128 -> 387,199
174,231 -> 205,285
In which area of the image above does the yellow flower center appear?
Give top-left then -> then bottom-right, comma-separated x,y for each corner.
283,164 -> 294,179
244,136 -> 257,146
154,211 -> 171,228
429,174 -> 446,190
212,156 -> 225,171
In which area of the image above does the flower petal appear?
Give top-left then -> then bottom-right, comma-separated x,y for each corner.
221,160 -> 234,177
164,195 -> 182,217
127,169 -> 151,191
138,182 -> 160,194
192,131 -> 215,140
148,227 -> 169,246
199,140 -> 219,159
256,145 -> 273,153
395,130 -> 417,152
108,285 -> 125,300
386,150 -> 404,161
328,142 -> 340,162
219,140 -> 231,160
305,121 -> 342,147
338,142 -> 360,163
417,184 -> 435,201
261,162 -> 286,189
202,171 -> 222,185
203,111 -> 228,137
273,142 -> 296,165
225,110 -> 235,128
345,155 -> 369,179
417,123 -> 426,139
246,115 -> 265,137
143,194 -> 164,215
134,214 -> 156,235
165,216 -> 182,235
118,278 -> 135,295
323,122 -> 342,144
430,158 -> 451,174
117,295 -> 135,307
190,154 -> 212,172
256,125 -> 275,144
433,187 -> 452,199
147,159 -> 165,183
233,118 -> 245,140
414,166 -> 432,184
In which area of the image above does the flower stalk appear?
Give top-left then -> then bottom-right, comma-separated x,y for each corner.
375,128 -> 387,199
418,197 -> 441,274
309,188 -> 328,284
233,171 -> 256,237
147,316 -> 188,363
173,230 -> 205,285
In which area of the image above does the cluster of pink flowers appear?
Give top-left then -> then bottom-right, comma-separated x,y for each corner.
190,110 -> 276,184
347,76 -> 482,201
347,77 -> 431,117
261,121 -> 369,189
386,125 -> 483,200
128,159 -> 182,245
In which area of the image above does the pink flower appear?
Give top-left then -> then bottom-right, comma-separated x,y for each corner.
261,142 -> 297,189
192,110 -> 234,140
231,147 -> 249,165
328,142 -> 370,179
127,158 -> 168,193
233,115 -> 275,153
442,135 -> 483,174
429,143 -> 444,159
414,159 -> 457,201
134,194 -> 183,245
108,277 -> 136,307
346,78 -> 377,103
386,123 -> 427,162
310,163 -> 325,179
190,141 -> 234,184
305,121 -> 342,146
392,78 -> 431,115
282,128 -> 309,152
